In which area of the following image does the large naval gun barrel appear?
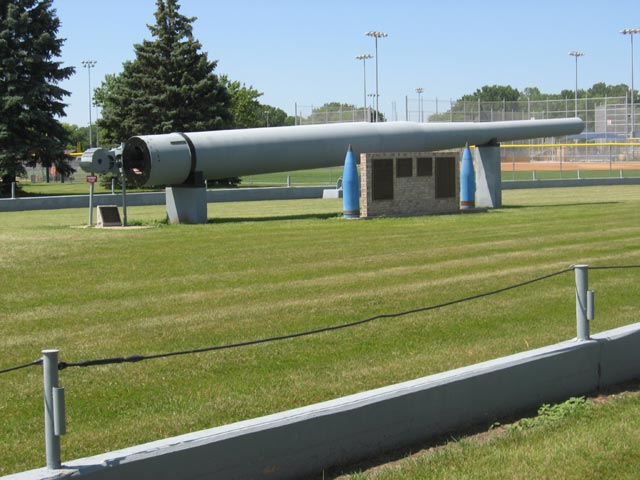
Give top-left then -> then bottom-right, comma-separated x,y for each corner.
122,118 -> 584,187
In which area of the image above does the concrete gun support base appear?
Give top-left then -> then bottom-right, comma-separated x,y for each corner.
6,322 -> 640,480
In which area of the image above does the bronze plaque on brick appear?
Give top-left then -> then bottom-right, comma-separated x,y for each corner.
373,158 -> 394,200
435,157 -> 456,198
396,157 -> 412,177
417,157 -> 433,176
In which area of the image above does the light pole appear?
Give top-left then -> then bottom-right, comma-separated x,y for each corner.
356,54 -> 373,122
82,60 -> 97,148
621,29 -> 639,136
568,51 -> 584,117
366,31 -> 388,122
415,87 -> 424,122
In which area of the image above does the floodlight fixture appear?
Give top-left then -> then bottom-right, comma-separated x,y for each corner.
621,29 -> 640,136
356,54 -> 374,121
568,51 -> 584,117
365,31 -> 388,122
82,60 -> 97,148
415,87 -> 424,122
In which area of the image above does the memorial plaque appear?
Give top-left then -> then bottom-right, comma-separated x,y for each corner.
396,157 -> 412,177
97,205 -> 122,227
435,157 -> 456,198
417,157 -> 433,176
373,158 -> 393,200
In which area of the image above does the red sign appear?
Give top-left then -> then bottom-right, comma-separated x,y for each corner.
86,175 -> 98,184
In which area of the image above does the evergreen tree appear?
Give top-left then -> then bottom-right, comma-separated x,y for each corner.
97,0 -> 231,144
0,0 -> 74,194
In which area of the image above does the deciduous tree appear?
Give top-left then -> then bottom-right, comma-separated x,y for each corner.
222,77 -> 291,128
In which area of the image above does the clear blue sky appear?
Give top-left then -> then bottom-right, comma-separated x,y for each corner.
54,0 -> 639,127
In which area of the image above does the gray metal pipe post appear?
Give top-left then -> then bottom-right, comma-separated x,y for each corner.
42,349 -> 61,469
88,181 -> 94,227
633,32 -> 636,137
11,181 -> 16,199
122,170 -> 128,227
574,265 -> 590,340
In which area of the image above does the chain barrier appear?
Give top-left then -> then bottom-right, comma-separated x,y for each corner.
1,264 -> 638,375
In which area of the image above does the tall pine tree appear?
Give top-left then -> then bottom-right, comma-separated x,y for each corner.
0,0 -> 74,194
98,0 -> 231,144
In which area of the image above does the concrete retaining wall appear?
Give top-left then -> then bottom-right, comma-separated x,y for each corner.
0,192 -> 164,212
0,187 -> 327,213
8,322 -> 640,480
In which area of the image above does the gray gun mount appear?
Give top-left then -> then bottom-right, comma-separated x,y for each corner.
79,145 -> 124,174
122,119 -> 584,188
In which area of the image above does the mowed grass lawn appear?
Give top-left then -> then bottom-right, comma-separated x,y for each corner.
340,389 -> 640,479
13,165 -> 640,196
1,186 -> 639,475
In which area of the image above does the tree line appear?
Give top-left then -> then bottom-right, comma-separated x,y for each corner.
2,0 -> 638,195
0,0 -> 292,194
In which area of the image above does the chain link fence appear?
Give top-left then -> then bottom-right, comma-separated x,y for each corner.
404,95 -> 638,136
294,96 -> 640,166
294,105 -> 375,125
296,95 -> 638,135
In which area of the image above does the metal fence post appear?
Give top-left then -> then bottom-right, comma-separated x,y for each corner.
42,349 -> 62,469
574,265 -> 590,341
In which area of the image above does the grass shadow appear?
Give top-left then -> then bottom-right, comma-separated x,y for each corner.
500,201 -> 620,210
207,212 -> 342,224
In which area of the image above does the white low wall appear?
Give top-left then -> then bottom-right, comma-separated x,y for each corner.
7,322 -> 640,480
2,179 -> 640,213
0,187 -> 327,212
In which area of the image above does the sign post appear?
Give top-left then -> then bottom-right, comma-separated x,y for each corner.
86,175 -> 97,226
121,170 -> 127,227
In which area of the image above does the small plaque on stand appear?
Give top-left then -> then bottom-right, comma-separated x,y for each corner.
97,205 -> 122,227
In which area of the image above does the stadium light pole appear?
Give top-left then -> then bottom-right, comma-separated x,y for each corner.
356,54 -> 373,122
366,31 -> 388,122
82,60 -> 97,148
568,51 -> 584,118
621,29 -> 639,137
415,87 -> 424,122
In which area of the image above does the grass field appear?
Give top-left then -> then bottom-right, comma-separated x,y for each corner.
243,166 -> 640,185
1,186 -> 639,475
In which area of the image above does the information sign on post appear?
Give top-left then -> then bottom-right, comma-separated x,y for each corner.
86,175 -> 98,184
